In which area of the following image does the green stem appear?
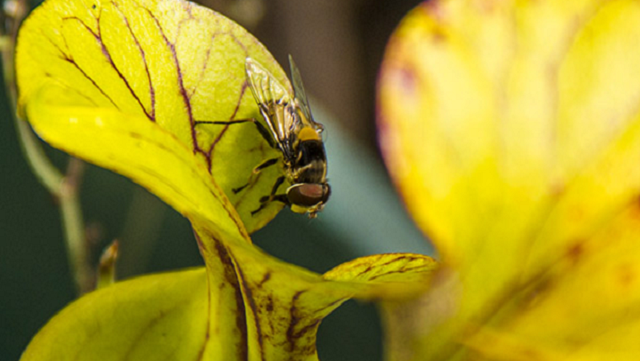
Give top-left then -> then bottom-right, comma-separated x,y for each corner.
14,119 -> 64,189
59,158 -> 92,292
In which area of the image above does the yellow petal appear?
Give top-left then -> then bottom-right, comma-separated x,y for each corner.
16,0 -> 291,232
378,0 -> 640,360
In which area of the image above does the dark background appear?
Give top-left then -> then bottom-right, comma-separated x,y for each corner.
0,1 -> 432,360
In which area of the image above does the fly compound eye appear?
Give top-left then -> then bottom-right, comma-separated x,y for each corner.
287,183 -> 330,208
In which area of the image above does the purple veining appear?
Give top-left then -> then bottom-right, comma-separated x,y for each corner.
112,0 -> 157,121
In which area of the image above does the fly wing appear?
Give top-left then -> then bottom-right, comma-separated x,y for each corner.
288,55 -> 323,132
245,58 -> 296,145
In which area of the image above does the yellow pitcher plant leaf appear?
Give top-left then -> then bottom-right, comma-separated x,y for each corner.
378,0 -> 640,360
24,81 -> 251,242
16,0 -> 289,233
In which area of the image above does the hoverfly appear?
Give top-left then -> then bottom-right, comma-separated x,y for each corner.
244,56 -> 330,218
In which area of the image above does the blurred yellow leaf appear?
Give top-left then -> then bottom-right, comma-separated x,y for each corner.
378,0 -> 640,360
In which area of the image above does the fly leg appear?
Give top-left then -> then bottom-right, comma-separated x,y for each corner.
194,118 -> 276,148
194,119 -> 252,126
232,157 -> 279,194
251,176 -> 289,215
196,117 -> 280,193
195,117 -> 285,213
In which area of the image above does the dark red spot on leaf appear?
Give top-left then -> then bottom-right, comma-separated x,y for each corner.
566,241 -> 586,265
618,264 -> 635,288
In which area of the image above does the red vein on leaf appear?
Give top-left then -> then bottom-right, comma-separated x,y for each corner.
42,73 -> 101,107
229,32 -> 249,55
44,32 -> 119,108
286,291 -> 304,351
64,58 -> 120,109
235,266 -> 266,361
366,267 -> 430,281
193,232 -> 212,361
351,255 -> 429,279
61,16 -> 153,120
142,8 -> 200,155
286,290 -> 322,358
112,0 -> 157,121
257,272 -> 272,288
210,235 -> 249,361
188,32 -> 218,100
207,81 -> 249,165
182,0 -> 195,18
94,15 -> 153,121
204,30 -> 251,165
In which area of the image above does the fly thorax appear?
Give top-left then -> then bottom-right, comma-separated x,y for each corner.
292,132 -> 327,184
